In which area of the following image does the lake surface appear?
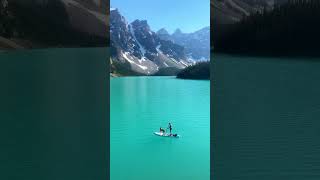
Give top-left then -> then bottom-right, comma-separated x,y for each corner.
213,54 -> 320,180
111,76 -> 210,180
0,48 -> 108,180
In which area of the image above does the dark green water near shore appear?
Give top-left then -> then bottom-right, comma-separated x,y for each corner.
213,54 -> 320,180
0,48 -> 108,180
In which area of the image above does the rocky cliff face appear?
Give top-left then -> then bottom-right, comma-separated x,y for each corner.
61,0 -> 108,38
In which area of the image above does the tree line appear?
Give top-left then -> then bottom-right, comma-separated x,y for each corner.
177,61 -> 210,80
213,0 -> 320,56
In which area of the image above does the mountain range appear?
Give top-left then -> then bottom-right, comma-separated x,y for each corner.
110,8 -> 209,76
157,27 -> 210,61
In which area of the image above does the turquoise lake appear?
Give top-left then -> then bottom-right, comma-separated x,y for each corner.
213,54 -> 320,180
111,76 -> 210,180
0,48 -> 108,180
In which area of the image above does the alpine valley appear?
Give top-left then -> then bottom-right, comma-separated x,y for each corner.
110,8 -> 210,76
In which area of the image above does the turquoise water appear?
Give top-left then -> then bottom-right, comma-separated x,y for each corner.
0,48 -> 108,179
213,54 -> 320,180
111,76 -> 210,180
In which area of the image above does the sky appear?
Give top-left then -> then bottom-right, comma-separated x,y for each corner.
110,0 -> 210,34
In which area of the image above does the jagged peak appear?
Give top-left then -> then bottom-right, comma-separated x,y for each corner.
173,28 -> 183,35
131,19 -> 151,31
110,7 -> 121,15
131,19 -> 148,26
110,7 -> 117,11
157,28 -> 169,35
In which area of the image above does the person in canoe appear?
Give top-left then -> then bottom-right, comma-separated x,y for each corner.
167,123 -> 172,135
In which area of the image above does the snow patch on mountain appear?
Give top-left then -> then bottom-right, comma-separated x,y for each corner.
122,52 -> 148,70
129,24 -> 146,56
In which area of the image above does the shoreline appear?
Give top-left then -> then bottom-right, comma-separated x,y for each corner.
110,74 -> 209,80
0,36 -> 108,52
0,45 -> 109,53
0,36 -> 24,50
212,50 -> 320,59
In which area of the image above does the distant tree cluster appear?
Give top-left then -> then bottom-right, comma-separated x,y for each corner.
213,0 -> 320,56
0,0 -> 14,38
177,61 -> 210,80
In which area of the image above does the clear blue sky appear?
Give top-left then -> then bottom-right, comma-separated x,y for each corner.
110,0 -> 210,34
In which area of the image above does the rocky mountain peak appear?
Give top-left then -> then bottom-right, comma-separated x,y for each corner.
130,19 -> 158,53
173,28 -> 183,35
110,7 -> 117,12
110,8 -> 123,20
157,28 -> 169,35
131,20 -> 151,31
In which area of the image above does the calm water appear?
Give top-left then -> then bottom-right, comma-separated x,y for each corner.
0,48 -> 108,180
111,76 -> 210,180
213,54 -> 320,180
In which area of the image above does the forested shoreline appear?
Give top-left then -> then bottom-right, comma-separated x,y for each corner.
213,0 -> 320,57
177,61 -> 210,80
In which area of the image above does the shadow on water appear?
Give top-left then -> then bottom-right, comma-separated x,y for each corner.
0,48 -> 108,180
213,53 -> 320,180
